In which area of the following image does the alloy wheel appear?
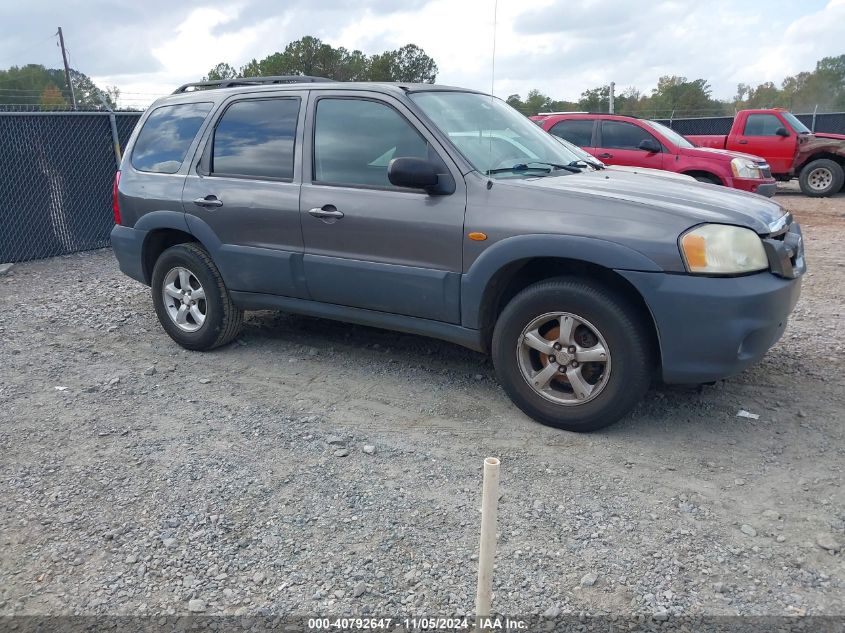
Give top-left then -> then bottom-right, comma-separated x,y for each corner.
516,311 -> 611,405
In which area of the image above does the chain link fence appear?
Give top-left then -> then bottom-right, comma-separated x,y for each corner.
1,106 -> 844,264
0,111 -> 140,263
653,112 -> 845,136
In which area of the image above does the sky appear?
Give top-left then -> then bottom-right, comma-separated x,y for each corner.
1,0 -> 843,109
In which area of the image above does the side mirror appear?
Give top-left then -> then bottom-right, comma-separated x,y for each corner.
388,157 -> 439,191
638,139 -> 661,153
775,126 -> 790,137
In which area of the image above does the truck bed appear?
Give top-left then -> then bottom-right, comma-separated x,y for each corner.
687,135 -> 728,149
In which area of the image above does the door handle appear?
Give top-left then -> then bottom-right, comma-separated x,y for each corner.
738,140 -> 748,144
598,152 -> 613,159
308,205 -> 344,220
193,195 -> 223,208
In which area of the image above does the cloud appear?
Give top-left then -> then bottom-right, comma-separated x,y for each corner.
0,0 -> 841,109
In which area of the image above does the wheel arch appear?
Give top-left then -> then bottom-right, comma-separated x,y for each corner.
682,170 -> 724,185
463,236 -> 663,363
136,211 -> 204,285
796,152 -> 845,173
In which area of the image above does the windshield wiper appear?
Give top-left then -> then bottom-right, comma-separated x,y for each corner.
568,159 -> 604,171
485,161 -> 581,176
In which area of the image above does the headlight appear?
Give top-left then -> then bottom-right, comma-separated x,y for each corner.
680,224 -> 769,274
731,157 -> 762,179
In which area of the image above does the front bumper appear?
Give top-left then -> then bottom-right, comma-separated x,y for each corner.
731,177 -> 777,197
619,269 -> 802,384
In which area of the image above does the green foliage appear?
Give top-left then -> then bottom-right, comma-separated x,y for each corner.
511,55 -> 845,118
0,64 -> 117,108
506,89 -> 577,116
204,63 -> 237,81
207,36 -> 438,84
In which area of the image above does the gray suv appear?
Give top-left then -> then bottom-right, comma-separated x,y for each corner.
111,76 -> 805,432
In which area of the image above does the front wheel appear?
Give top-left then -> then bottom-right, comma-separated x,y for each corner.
799,159 -> 844,197
693,174 -> 719,185
151,243 -> 243,350
492,278 -> 654,432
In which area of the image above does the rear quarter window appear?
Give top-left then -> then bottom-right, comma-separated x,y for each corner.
131,102 -> 213,173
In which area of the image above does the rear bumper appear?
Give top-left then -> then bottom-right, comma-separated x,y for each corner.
110,224 -> 148,285
619,269 -> 802,384
731,177 -> 777,197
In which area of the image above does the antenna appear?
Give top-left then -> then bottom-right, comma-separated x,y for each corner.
487,0 -> 498,182
490,0 -> 498,98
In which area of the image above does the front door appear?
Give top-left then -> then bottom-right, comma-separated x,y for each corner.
182,91 -> 308,297
596,120 -> 665,169
299,91 -> 466,323
735,113 -> 796,174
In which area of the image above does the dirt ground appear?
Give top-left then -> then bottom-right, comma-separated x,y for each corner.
0,183 -> 843,624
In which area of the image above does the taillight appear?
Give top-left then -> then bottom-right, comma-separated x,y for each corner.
112,171 -> 122,225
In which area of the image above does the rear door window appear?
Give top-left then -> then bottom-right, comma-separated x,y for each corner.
211,97 -> 300,180
132,102 -> 212,173
743,114 -> 784,136
600,120 -> 660,150
549,119 -> 594,147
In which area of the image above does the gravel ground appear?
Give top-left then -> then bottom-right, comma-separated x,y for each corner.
1,184 -> 843,623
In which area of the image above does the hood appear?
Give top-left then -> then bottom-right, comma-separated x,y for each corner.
813,132 -> 845,142
607,165 -> 695,181
680,145 -> 767,163
504,168 -> 785,234
799,133 -> 845,157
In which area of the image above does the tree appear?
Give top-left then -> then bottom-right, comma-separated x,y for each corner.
204,63 -> 237,81
207,36 -> 438,84
381,44 -> 438,83
39,85 -> 66,108
0,64 -> 115,109
506,90 -> 576,115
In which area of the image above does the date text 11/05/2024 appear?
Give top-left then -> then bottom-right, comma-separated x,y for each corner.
307,616 -> 528,630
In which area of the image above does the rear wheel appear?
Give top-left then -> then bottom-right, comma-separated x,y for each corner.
151,243 -> 243,350
492,278 -> 654,432
799,159 -> 844,197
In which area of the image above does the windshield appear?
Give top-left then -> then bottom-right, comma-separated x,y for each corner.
550,135 -> 605,167
782,111 -> 811,134
642,119 -> 695,149
409,91 -> 586,178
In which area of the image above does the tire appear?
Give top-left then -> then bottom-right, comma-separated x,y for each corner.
151,243 -> 243,350
798,158 -> 844,197
693,174 -> 719,185
492,277 -> 654,432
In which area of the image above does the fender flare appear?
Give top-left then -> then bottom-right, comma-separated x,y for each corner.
460,234 -> 662,329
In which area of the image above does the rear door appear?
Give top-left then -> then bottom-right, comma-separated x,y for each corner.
732,113 -> 796,174
299,90 -> 466,323
596,120 -> 664,169
548,118 -> 597,154
182,91 -> 308,298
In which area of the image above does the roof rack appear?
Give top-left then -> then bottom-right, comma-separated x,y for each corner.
173,75 -> 333,94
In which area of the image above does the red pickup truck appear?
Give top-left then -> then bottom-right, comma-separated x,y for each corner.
532,113 -> 777,197
687,109 -> 845,197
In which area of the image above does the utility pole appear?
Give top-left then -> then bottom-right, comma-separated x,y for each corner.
56,27 -> 77,110
609,81 -> 615,114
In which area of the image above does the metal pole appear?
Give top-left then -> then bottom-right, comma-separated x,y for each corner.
475,457 -> 500,628
811,104 -> 818,133
98,90 -> 122,168
57,27 -> 77,111
609,82 -> 615,114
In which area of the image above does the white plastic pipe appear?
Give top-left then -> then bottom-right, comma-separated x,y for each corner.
475,456 -> 500,626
